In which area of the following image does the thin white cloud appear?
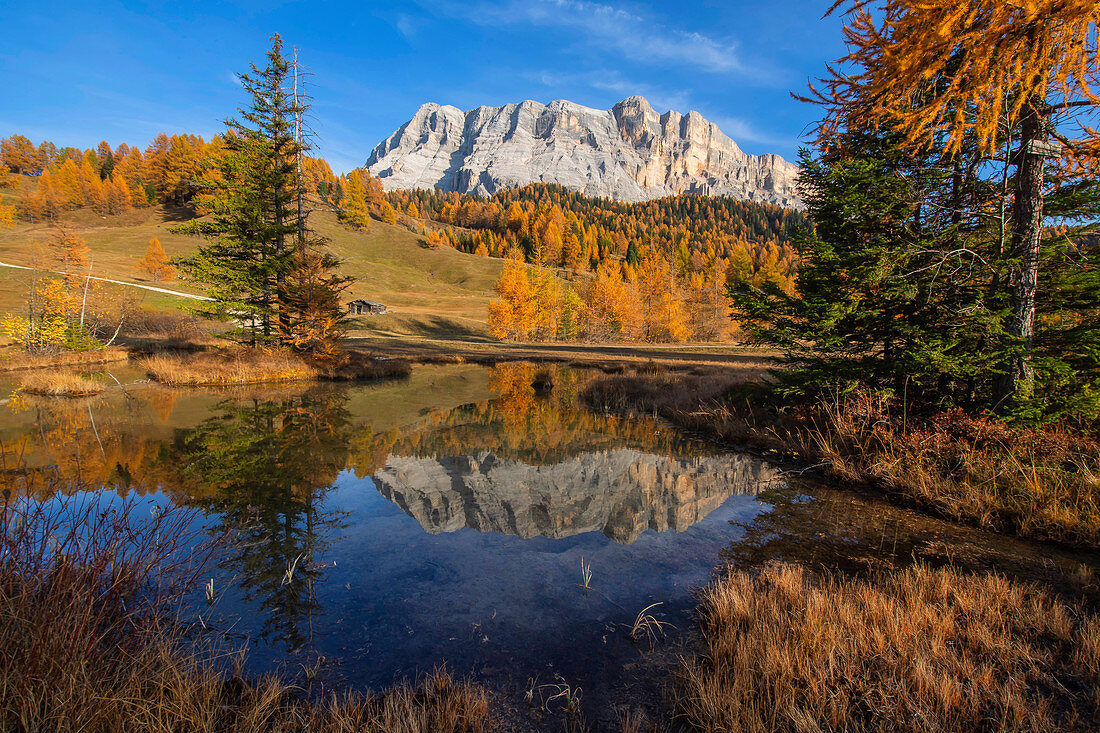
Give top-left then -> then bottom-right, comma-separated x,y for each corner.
705,113 -> 794,148
394,13 -> 420,41
437,0 -> 753,77
527,69 -> 691,113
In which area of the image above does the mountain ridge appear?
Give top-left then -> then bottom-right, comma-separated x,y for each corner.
365,96 -> 801,207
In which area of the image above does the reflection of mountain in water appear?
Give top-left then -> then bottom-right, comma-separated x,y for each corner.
374,448 -> 779,544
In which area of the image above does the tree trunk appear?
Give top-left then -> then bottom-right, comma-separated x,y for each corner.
993,98 -> 1049,412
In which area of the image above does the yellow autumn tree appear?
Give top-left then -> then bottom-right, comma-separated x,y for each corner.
425,230 -> 446,249
340,170 -> 371,230
505,201 -> 528,237
487,254 -> 535,341
103,176 -> 133,214
1,135 -> 38,174
49,227 -> 91,326
22,171 -> 65,221
685,269 -> 734,342
527,264 -> 562,341
637,250 -> 688,343
136,237 -> 175,281
3,231 -> 93,353
380,201 -> 398,226
406,201 -> 420,218
51,227 -> 90,279
0,169 -> 16,227
583,261 -> 640,341
812,0 -> 1100,407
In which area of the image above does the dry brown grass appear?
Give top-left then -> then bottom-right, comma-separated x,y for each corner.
18,371 -> 106,397
0,346 -> 129,373
788,394 -> 1100,549
0,494 -> 490,733
582,374 -> 1100,549
676,562 -> 1100,732
143,349 -> 321,386
142,349 -> 413,386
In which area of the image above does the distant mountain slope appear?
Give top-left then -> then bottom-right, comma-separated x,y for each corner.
366,96 -> 800,207
0,202 -> 504,337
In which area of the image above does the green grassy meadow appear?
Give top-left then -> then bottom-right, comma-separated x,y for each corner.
0,199 -> 504,339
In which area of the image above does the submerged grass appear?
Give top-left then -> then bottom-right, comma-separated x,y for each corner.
18,371 -> 105,397
677,562 -> 1100,732
0,494 -> 489,733
0,346 -> 129,372
312,351 -> 413,381
582,373 -> 1100,549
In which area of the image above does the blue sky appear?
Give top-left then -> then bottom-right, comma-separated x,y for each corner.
1,0 -> 849,173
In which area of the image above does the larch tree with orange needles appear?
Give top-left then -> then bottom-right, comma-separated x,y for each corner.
0,169 -> 16,227
136,238 -> 175,282
810,0 -> 1100,409
487,254 -> 536,341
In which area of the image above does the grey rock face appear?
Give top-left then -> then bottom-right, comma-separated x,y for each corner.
373,448 -> 781,544
366,96 -> 801,207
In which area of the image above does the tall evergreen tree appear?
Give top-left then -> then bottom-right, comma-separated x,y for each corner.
1031,178 -> 1100,422
810,0 -> 1100,410
733,131 -> 1008,407
180,36 -> 351,352
180,35 -> 300,345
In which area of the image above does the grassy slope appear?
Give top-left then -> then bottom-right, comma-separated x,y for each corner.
310,207 -> 503,338
0,197 -> 504,338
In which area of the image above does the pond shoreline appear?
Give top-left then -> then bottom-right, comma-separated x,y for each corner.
3,360 -> 1098,731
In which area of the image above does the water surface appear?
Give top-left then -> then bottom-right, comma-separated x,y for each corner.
1,362 -> 780,702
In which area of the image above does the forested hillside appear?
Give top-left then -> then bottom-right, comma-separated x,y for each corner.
1,133 -> 337,219
388,184 -> 803,291
2,131 -> 806,344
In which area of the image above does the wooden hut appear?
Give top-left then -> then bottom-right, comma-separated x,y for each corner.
347,299 -> 387,315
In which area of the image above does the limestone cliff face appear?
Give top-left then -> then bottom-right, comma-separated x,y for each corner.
373,449 -> 780,544
366,96 -> 800,207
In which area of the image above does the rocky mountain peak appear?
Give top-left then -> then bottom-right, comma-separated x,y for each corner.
366,96 -> 800,206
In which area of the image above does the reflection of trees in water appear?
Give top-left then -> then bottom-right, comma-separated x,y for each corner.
350,362 -> 716,474
170,386 -> 353,653
1,394 -> 167,498
4,383 -> 358,652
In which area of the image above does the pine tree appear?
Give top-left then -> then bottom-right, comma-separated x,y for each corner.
625,240 -> 640,267
812,0 -> 1100,409
732,132 -> 1006,405
277,45 -> 354,356
1029,175 -> 1100,421
179,35 -> 300,345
